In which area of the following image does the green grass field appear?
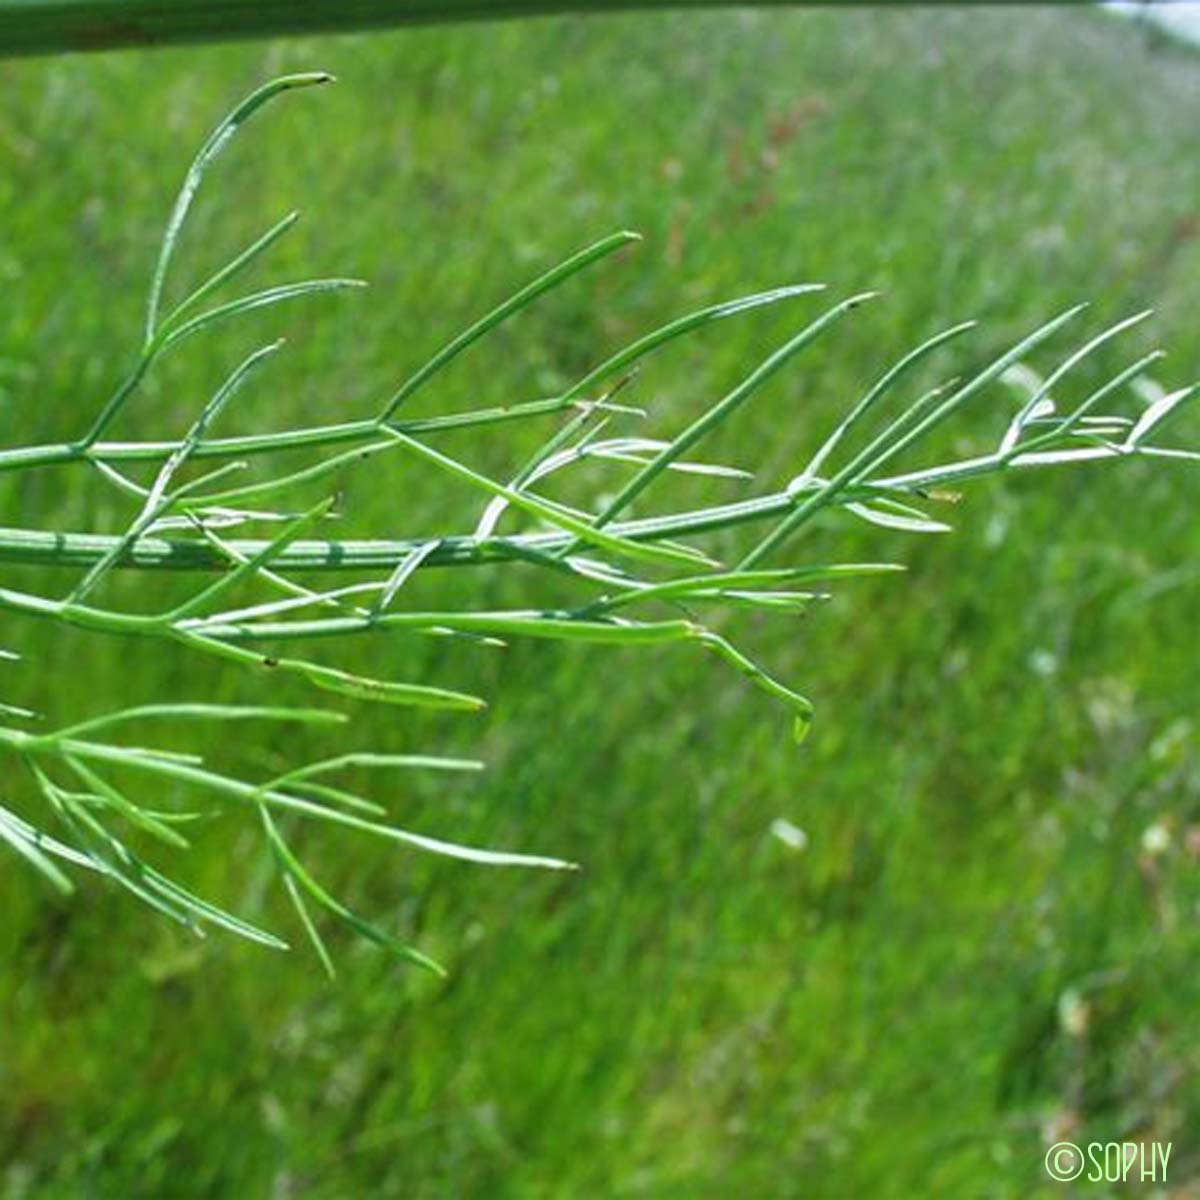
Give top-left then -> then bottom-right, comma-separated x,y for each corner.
1,9 -> 1198,1197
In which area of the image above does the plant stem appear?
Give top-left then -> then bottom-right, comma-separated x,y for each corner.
0,441 -> 1144,575
0,397 -> 592,477
0,0 -> 1097,59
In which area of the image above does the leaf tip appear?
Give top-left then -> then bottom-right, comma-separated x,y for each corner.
847,290 -> 882,309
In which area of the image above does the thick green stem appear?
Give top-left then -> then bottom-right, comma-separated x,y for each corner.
0,0 -> 1097,59
0,496 -> 793,572
0,445 -> 1128,574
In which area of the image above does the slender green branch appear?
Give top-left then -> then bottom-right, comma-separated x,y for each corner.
5,425 -> 1196,575
2,71 -> 1193,969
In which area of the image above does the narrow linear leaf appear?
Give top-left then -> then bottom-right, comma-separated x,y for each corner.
146,72 -> 334,342
260,805 -> 444,975
292,660 -> 488,713
697,631 -> 815,743
383,428 -> 715,570
1127,383 -> 1198,447
380,230 -> 641,421
162,279 -> 366,352
584,291 -> 878,538
0,804 -> 74,893
159,210 -> 301,339
54,703 -> 346,740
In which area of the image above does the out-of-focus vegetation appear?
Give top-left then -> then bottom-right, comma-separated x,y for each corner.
0,9 -> 1198,1197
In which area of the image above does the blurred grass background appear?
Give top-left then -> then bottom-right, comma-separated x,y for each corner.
1,8 -> 1199,1197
